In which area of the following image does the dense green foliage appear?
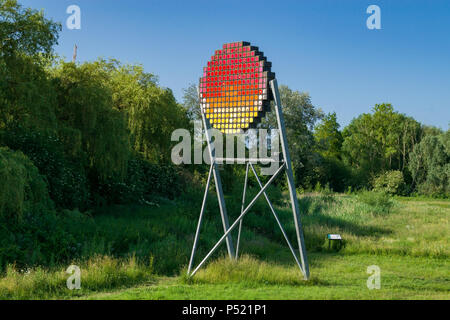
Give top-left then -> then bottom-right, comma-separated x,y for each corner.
315,112 -> 343,160
52,62 -> 130,181
0,147 -> 78,269
0,0 -> 188,268
0,147 -> 50,221
261,86 -> 324,188
1,128 -> 89,209
312,113 -> 350,191
0,0 -> 60,132
373,170 -> 405,195
342,104 -> 422,186
409,131 -> 449,196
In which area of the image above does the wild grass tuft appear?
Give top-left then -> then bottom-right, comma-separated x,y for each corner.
187,255 -> 321,286
357,190 -> 394,214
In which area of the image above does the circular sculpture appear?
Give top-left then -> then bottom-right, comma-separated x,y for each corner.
199,41 -> 275,134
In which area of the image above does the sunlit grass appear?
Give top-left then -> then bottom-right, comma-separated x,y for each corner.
0,193 -> 448,300
0,255 -> 154,299
182,255 -> 320,286
86,253 -> 449,300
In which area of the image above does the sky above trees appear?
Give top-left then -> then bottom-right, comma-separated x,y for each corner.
19,0 -> 450,130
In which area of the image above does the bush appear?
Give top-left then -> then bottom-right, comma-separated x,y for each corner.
313,157 -> 353,193
357,190 -> 393,214
94,155 -> 183,206
0,209 -> 82,270
0,147 -> 81,270
373,170 -> 405,195
1,128 -> 89,210
0,147 -> 52,221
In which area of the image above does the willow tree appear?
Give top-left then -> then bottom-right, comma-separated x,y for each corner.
409,130 -> 449,196
52,62 -> 130,181
0,0 -> 60,132
0,147 -> 50,222
260,85 -> 323,188
86,59 -> 190,163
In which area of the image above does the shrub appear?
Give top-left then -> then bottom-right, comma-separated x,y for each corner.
1,128 -> 89,210
357,190 -> 394,214
94,155 -> 183,205
373,170 -> 405,195
0,147 -> 81,270
0,147 -> 51,221
319,183 -> 335,203
144,162 -> 182,199
0,209 -> 81,270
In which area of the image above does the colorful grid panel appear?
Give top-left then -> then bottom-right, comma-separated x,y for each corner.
199,41 -> 275,134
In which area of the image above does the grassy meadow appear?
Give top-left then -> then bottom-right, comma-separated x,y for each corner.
0,190 -> 448,300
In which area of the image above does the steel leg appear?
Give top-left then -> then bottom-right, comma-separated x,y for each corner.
235,163 -> 250,259
271,79 -> 310,280
188,164 -> 214,275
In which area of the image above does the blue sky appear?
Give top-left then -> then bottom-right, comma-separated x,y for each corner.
20,0 -> 450,129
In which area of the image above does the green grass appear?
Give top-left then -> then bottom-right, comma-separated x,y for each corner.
0,256 -> 154,299
0,190 -> 449,300
85,254 -> 448,300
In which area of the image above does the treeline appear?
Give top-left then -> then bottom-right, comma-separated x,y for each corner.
183,84 -> 449,197
1,0 -> 189,210
312,104 -> 449,196
0,0 -> 191,267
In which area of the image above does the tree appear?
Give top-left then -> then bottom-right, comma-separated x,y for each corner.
0,147 -> 51,221
0,0 -> 60,59
0,0 -> 61,131
314,112 -> 343,159
342,103 -> 422,187
261,85 -> 323,188
373,170 -> 405,195
408,130 -> 449,196
95,59 -> 189,163
128,85 -> 189,163
52,62 -> 130,180
182,83 -> 201,121
312,113 -> 351,191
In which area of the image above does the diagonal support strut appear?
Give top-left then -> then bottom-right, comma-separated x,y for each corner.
248,163 -> 306,276
188,163 -> 286,277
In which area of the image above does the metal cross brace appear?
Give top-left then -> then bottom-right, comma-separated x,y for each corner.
188,162 -> 286,277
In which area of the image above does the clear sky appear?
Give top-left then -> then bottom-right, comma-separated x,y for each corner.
20,0 -> 450,129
